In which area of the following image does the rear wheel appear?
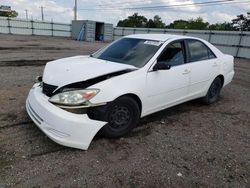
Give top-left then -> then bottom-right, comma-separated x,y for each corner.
202,77 -> 222,104
100,96 -> 140,138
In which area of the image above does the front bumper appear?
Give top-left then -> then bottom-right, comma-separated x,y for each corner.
26,83 -> 107,150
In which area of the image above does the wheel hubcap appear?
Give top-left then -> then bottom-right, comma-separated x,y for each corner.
109,106 -> 131,129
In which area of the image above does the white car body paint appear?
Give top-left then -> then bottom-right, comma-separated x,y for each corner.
26,34 -> 235,150
43,55 -> 137,88
26,84 -> 106,149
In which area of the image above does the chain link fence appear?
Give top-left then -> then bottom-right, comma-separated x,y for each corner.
114,27 -> 250,59
0,17 -> 71,37
0,17 -> 249,59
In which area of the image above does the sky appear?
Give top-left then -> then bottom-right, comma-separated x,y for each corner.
0,0 -> 249,25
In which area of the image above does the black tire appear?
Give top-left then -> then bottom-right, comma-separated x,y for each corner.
202,77 -> 222,105
100,96 -> 140,138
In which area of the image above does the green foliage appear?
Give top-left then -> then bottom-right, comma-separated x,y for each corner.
118,13 -> 165,28
154,15 -> 166,28
167,17 -> 209,30
117,13 -> 148,28
0,10 -> 18,18
118,14 -> 209,30
232,12 -> 250,31
209,22 -> 234,31
117,12 -> 250,31
167,20 -> 189,29
188,17 -> 209,30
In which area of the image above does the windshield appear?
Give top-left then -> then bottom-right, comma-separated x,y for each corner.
92,38 -> 163,68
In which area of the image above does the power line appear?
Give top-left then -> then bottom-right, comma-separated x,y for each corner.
98,0 -> 176,7
98,0 -> 204,9
160,0 -> 250,11
78,0 -> 248,11
80,0 -> 234,10
127,0 -> 235,10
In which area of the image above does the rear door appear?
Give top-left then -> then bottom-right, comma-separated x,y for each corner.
186,39 -> 219,97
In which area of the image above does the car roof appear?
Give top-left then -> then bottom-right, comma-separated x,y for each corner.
124,34 -> 195,42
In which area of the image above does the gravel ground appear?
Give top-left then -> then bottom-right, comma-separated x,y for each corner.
0,34 -> 249,187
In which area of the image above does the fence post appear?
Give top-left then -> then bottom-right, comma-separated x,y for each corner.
183,30 -> 186,36
122,27 -> 124,37
183,30 -> 188,36
51,21 -> 54,37
236,31 -> 243,58
31,20 -> 34,35
208,30 -> 212,42
7,17 -> 11,34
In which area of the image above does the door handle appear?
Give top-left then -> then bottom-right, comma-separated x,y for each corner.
182,69 -> 190,75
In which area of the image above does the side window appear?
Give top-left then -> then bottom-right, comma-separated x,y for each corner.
187,40 -> 216,62
158,41 -> 185,67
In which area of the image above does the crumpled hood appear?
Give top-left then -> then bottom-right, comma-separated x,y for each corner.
43,56 -> 137,88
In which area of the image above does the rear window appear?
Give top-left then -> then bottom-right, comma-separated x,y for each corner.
187,40 -> 216,62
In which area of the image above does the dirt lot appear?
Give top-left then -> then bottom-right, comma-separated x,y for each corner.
0,34 -> 249,187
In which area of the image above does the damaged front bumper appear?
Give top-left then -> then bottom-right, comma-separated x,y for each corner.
26,83 -> 107,150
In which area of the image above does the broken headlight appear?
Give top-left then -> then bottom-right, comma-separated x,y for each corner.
49,89 -> 99,106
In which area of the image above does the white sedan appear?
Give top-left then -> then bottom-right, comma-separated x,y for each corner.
26,34 -> 234,150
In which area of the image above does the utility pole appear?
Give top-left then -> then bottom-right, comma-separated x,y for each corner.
25,9 -> 28,20
74,0 -> 77,20
40,6 -> 45,21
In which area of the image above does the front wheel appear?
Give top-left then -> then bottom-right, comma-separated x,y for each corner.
202,77 -> 222,105
100,96 -> 140,138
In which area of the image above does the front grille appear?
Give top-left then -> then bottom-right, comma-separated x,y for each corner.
42,82 -> 58,97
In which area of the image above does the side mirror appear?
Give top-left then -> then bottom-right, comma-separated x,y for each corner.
153,61 -> 171,71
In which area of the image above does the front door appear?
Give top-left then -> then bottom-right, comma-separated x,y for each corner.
145,40 -> 190,115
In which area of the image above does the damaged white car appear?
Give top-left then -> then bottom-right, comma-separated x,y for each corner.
26,34 -> 234,150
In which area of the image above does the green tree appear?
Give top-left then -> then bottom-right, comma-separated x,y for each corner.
153,15 -> 165,28
146,15 -> 165,28
232,12 -> 250,31
167,20 -> 189,29
117,12 -> 249,31
166,18 -> 209,30
146,19 -> 155,28
209,22 -> 234,31
188,17 -> 209,30
0,10 -> 18,18
117,13 -> 148,27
